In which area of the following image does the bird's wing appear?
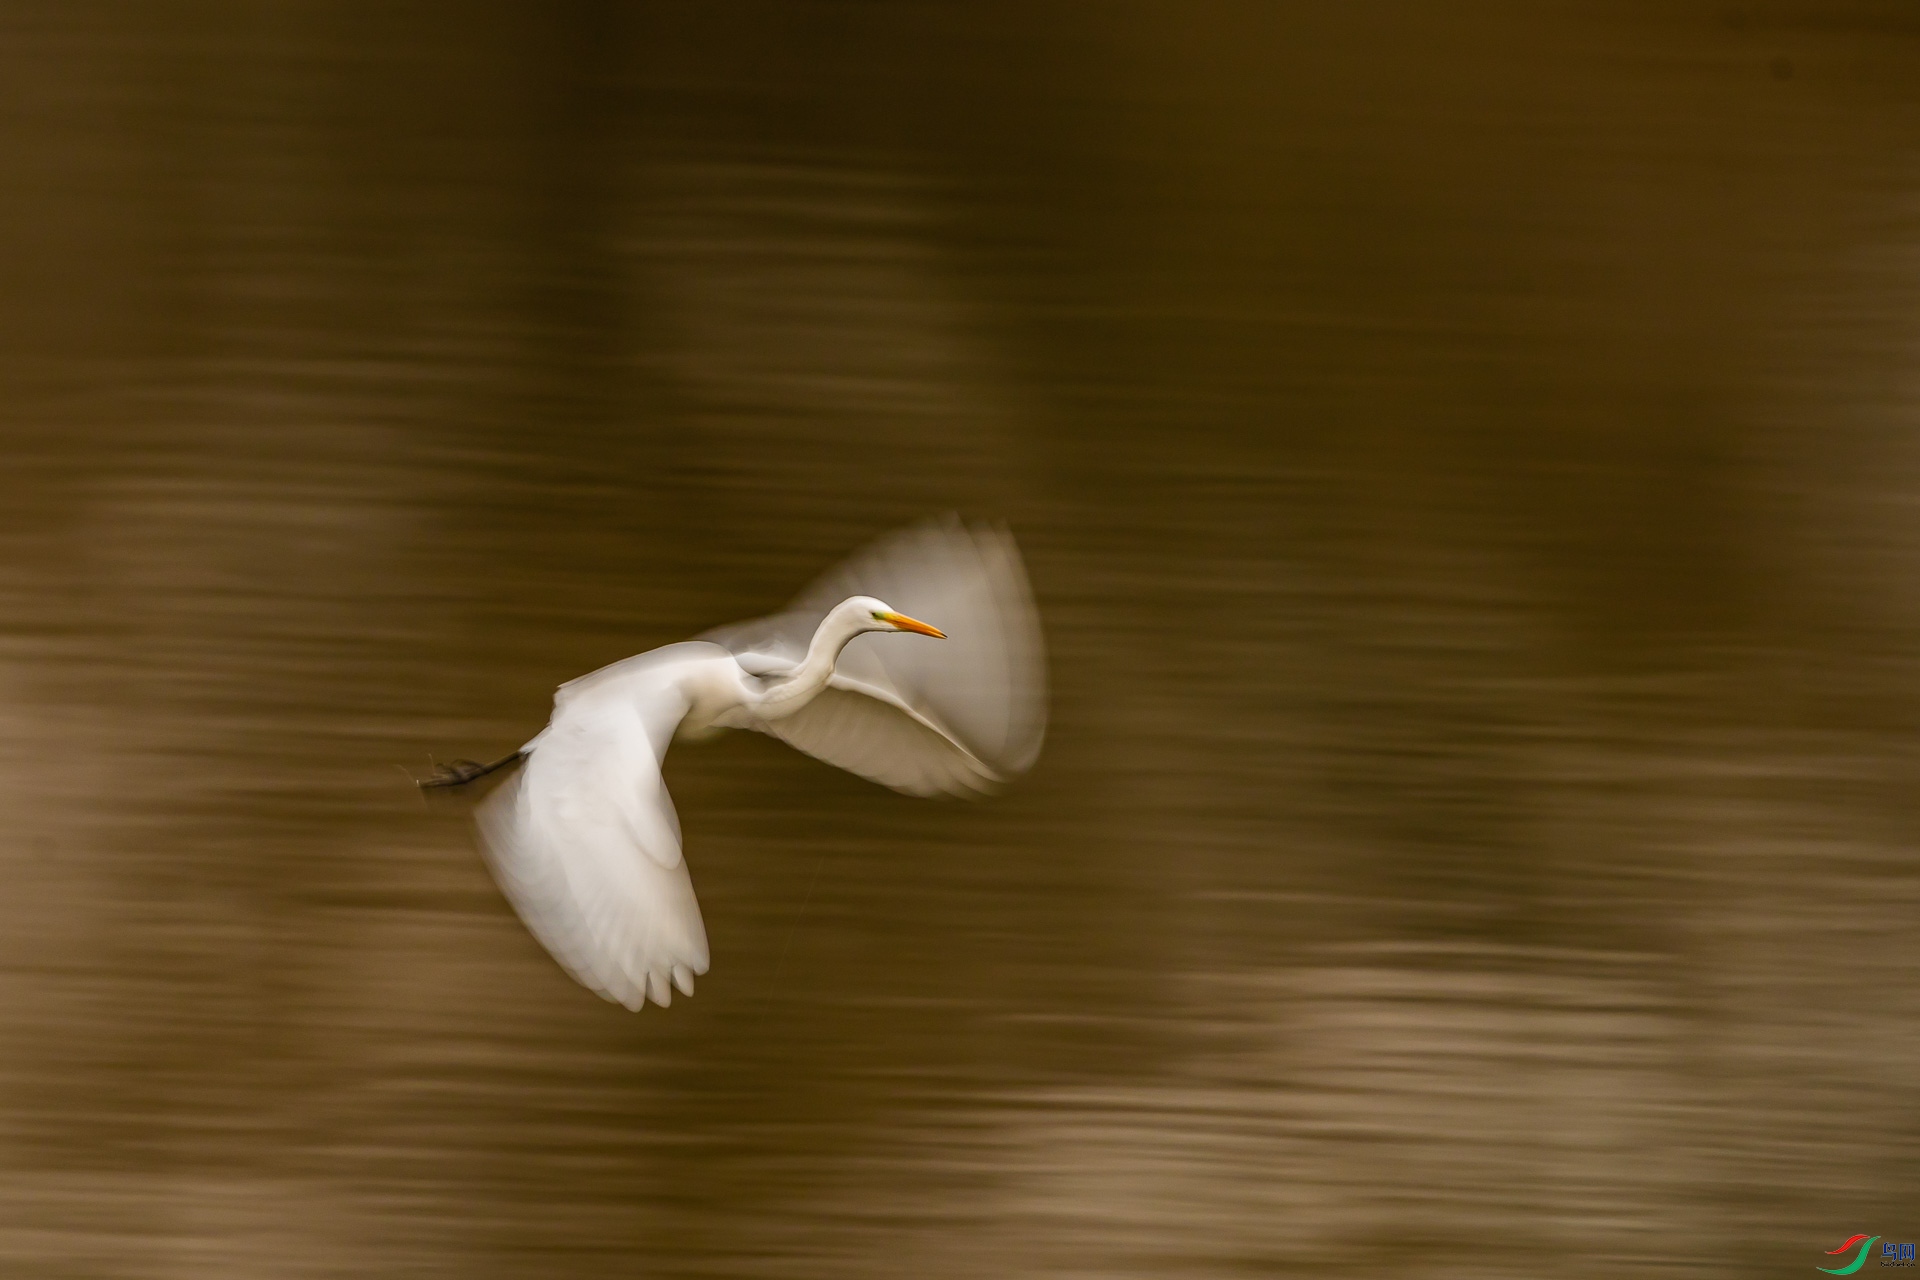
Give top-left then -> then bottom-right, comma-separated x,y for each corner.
700,516 -> 1047,796
474,654 -> 709,1010
766,677 -> 1001,797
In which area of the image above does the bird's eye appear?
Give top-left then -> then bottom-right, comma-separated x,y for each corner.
871,610 -> 887,621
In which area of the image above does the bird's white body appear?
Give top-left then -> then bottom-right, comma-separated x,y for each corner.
468,520 -> 1046,1011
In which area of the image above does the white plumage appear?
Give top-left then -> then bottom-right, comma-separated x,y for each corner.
447,518 -> 1046,1011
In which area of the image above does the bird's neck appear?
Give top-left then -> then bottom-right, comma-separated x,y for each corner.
756,607 -> 864,719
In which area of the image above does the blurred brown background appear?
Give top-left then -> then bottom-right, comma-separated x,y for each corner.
0,2 -> 1916,1276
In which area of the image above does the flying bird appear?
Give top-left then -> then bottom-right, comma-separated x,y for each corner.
422,518 -> 1047,1011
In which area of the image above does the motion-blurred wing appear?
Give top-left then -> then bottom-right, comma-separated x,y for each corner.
474,660 -> 708,1010
702,517 -> 1047,796
771,680 -> 1000,797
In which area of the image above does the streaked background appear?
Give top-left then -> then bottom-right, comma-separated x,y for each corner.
1,3 -> 1916,1275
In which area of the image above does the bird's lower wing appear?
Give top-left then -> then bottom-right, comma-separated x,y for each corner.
474,680 -> 708,1010
753,678 -> 1001,798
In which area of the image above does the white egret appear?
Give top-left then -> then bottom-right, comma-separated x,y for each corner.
423,518 -> 1046,1011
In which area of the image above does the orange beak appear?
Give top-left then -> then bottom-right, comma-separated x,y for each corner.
880,611 -> 946,638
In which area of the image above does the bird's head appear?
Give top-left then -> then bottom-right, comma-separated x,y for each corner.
845,595 -> 946,638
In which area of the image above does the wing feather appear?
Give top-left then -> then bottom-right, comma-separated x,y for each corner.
765,681 -> 1000,797
474,658 -> 710,1010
